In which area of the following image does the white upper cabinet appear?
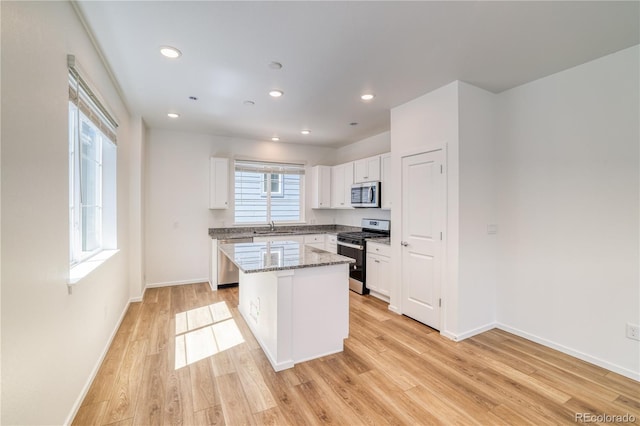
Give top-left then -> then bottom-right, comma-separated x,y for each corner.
354,155 -> 381,183
381,153 -> 391,210
330,162 -> 354,209
311,165 -> 331,209
209,157 -> 229,209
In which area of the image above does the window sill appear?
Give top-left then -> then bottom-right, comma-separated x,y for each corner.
69,249 -> 119,285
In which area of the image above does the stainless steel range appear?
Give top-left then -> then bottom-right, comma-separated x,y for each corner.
337,218 -> 390,294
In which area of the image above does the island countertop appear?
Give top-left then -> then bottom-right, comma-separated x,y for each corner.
218,240 -> 354,274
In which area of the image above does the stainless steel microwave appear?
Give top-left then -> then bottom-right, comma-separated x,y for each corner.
351,182 -> 381,208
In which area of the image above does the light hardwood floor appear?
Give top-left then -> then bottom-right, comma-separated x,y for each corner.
73,283 -> 640,425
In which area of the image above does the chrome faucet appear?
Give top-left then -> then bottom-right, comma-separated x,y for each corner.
270,220 -> 275,231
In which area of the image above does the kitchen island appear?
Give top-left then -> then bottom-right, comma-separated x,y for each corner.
218,240 -> 354,371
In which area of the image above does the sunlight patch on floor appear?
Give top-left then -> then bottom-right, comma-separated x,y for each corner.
174,301 -> 243,369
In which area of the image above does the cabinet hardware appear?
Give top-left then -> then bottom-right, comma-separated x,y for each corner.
400,241 -> 409,247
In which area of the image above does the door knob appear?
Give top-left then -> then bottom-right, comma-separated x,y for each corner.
401,241 -> 409,247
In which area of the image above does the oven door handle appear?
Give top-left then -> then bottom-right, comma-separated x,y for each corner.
337,241 -> 364,250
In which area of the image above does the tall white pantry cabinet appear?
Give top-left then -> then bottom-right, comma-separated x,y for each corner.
210,157 -> 229,209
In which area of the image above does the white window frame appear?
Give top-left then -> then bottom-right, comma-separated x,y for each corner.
68,62 -> 118,280
262,173 -> 283,196
234,160 -> 305,225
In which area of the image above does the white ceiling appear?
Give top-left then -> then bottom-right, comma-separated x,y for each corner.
76,1 -> 639,147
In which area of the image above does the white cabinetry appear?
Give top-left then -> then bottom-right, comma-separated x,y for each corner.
209,157 -> 229,209
304,234 -> 325,250
331,162 -> 354,209
381,153 -> 392,210
311,165 -> 331,209
354,155 -> 381,183
366,241 -> 391,301
325,234 -> 337,254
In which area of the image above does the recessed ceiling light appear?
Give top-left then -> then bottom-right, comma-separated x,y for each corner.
269,61 -> 283,70
160,46 -> 182,59
243,100 -> 255,106
301,129 -> 311,135
167,112 -> 180,118
360,93 -> 375,101
269,90 -> 284,98
271,137 -> 280,142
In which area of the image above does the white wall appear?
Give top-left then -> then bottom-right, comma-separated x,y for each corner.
1,1 -> 139,424
495,45 -> 640,379
457,82 -> 498,336
333,131 -> 391,227
129,116 -> 147,299
145,129 -> 335,286
389,81 -> 461,322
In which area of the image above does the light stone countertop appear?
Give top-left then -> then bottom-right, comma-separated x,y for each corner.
209,224 -> 360,240
218,240 -> 355,274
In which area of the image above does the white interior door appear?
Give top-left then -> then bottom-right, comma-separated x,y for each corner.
401,149 -> 444,329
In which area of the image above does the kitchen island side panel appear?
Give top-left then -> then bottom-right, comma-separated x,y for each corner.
291,264 -> 349,362
237,264 -> 349,371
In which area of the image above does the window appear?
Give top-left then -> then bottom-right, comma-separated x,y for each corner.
69,63 -> 118,268
262,173 -> 282,196
234,160 -> 305,224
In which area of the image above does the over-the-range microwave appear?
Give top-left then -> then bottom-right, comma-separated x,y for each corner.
351,181 -> 381,208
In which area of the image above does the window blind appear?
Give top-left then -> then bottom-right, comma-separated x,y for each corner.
68,54 -> 118,143
234,160 -> 304,224
234,160 -> 305,175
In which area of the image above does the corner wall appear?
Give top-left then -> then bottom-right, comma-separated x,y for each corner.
495,45 -> 640,378
1,2 -> 136,423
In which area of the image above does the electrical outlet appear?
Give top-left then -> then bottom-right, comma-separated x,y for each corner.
626,323 -> 640,341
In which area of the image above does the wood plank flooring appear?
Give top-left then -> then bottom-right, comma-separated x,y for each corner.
73,283 -> 640,425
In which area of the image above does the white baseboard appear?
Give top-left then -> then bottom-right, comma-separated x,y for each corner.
496,322 -> 640,382
439,322 -> 497,342
64,297 -> 134,425
388,304 -> 401,314
455,322 -> 497,341
145,278 -> 209,289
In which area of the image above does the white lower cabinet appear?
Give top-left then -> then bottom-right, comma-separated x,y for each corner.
303,234 -> 325,250
366,241 -> 391,301
325,234 -> 337,254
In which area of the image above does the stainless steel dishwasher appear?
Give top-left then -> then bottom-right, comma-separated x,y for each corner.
218,237 -> 252,286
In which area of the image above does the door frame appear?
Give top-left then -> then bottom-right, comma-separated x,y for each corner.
398,145 -> 448,332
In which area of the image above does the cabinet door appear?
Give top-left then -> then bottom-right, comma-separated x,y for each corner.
366,156 -> 381,181
304,234 -> 325,250
354,159 -> 368,183
331,163 -> 354,209
330,165 -> 345,208
209,157 -> 229,209
312,165 -> 331,209
366,253 -> 379,292
354,156 -> 380,183
381,153 -> 391,209
325,234 -> 337,254
376,255 -> 391,297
